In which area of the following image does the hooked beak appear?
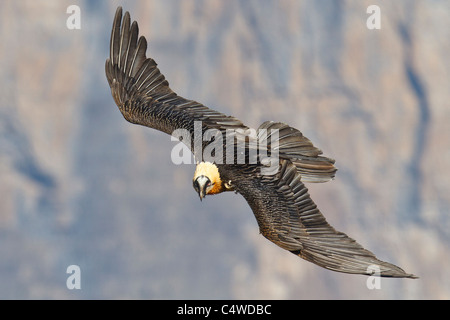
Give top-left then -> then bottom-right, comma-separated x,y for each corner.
194,175 -> 210,201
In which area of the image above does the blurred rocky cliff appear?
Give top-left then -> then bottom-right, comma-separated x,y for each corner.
0,0 -> 449,299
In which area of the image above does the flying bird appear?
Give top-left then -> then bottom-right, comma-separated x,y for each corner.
105,6 -> 417,278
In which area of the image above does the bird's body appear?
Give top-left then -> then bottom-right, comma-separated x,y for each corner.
105,6 -> 417,279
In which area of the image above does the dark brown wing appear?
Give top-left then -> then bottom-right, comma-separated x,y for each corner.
227,160 -> 417,278
105,7 -> 246,139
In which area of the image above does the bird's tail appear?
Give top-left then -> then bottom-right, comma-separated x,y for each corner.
258,121 -> 337,183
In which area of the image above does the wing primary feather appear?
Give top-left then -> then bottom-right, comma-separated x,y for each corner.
110,6 -> 122,66
118,11 -> 129,69
123,21 -> 138,77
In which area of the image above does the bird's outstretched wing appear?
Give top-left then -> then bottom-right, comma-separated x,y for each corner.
229,159 -> 417,278
105,6 -> 246,140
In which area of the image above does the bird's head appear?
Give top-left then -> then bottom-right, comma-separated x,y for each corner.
192,161 -> 222,201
